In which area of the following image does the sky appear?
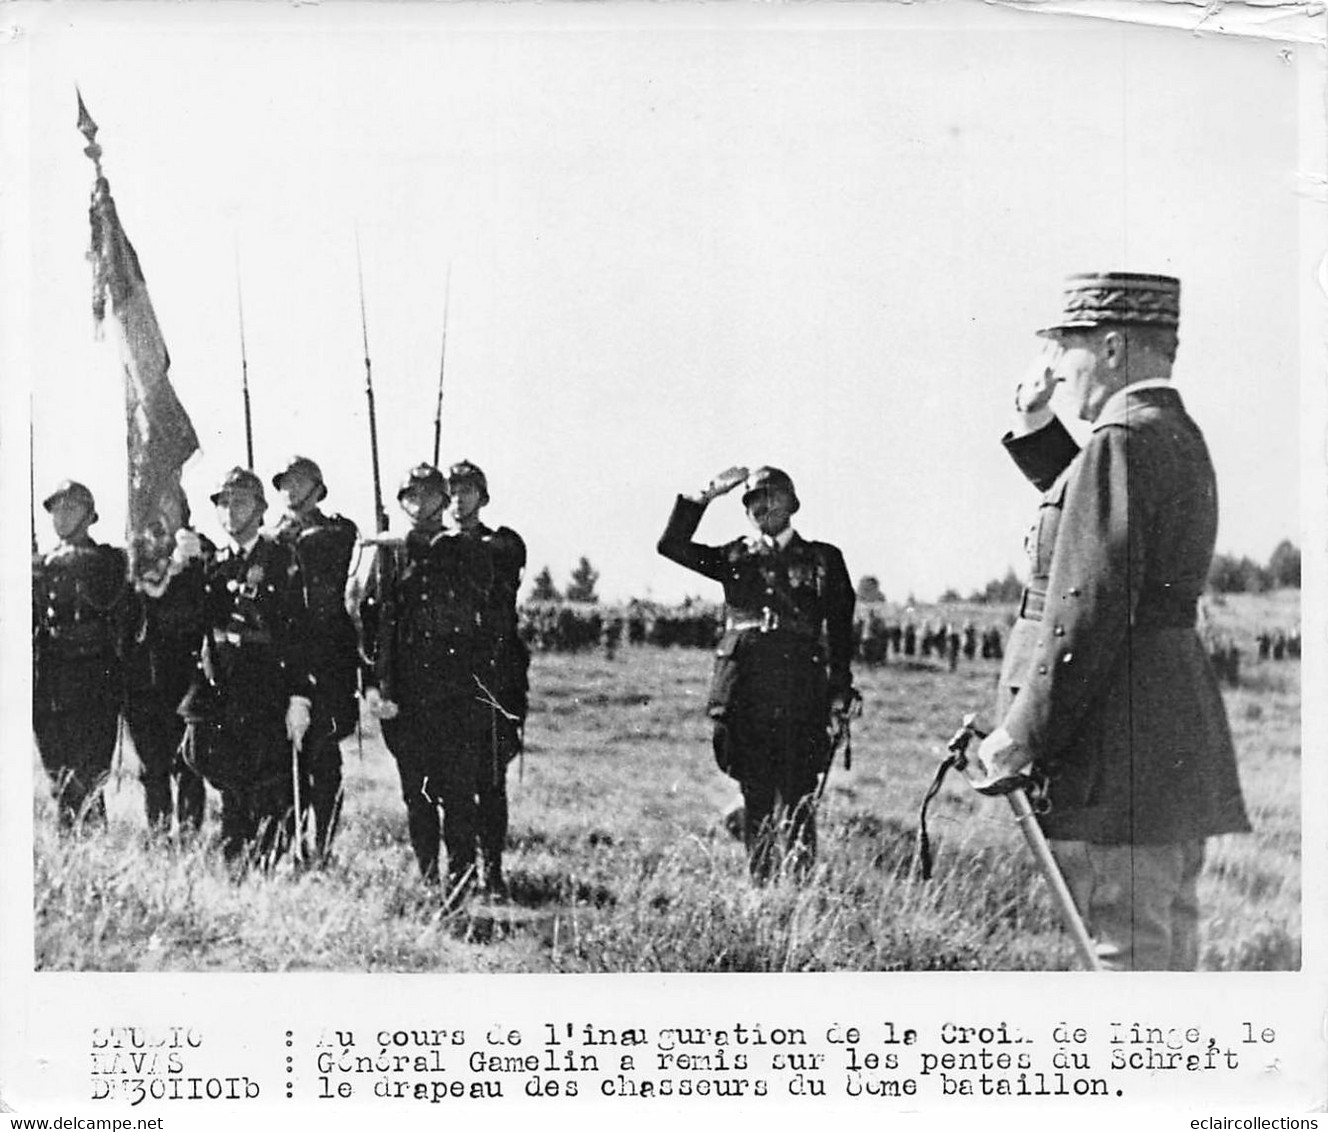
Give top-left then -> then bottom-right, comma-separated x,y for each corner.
4,1 -> 1319,604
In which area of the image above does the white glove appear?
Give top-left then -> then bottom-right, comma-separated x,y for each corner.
170,528 -> 204,573
968,726 -> 1033,795
286,696 -> 312,750
364,687 -> 399,721
1012,342 -> 1060,434
698,465 -> 750,504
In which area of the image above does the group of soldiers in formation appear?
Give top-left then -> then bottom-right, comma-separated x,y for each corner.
517,600 -> 1009,671
31,271 -> 1262,969
32,456 -> 528,902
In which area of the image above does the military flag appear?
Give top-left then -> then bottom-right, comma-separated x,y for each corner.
79,92 -> 199,583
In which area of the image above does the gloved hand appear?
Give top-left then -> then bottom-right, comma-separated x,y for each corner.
697,466 -> 750,505
1012,341 -> 1061,433
968,726 -> 1033,795
286,696 -> 312,751
364,686 -> 399,721
170,528 -> 204,574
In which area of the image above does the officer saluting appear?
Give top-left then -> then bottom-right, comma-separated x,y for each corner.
361,464 -> 514,903
971,272 -> 1251,970
177,467 -> 314,865
32,480 -> 128,828
658,466 -> 857,883
268,456 -> 360,859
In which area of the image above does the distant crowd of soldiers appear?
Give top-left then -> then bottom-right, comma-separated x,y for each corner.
517,600 -> 1008,670
1205,625 -> 1302,688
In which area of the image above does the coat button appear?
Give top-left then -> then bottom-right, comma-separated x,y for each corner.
1037,664 -> 1048,675
1053,625 -> 1065,636
1061,651 -> 1074,665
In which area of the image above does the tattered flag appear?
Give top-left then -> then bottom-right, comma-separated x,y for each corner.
81,95 -> 200,582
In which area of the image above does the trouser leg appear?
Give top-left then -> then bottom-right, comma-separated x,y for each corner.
219,788 -> 256,862
1169,840 -> 1206,971
127,701 -> 177,831
439,769 -> 480,889
478,712 -> 513,888
383,718 -> 441,883
301,727 -> 344,859
177,760 -> 206,833
1050,839 -> 1207,971
35,702 -> 117,829
741,776 -> 779,884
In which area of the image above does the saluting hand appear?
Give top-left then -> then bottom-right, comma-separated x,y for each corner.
699,466 -> 750,504
1013,341 -> 1061,422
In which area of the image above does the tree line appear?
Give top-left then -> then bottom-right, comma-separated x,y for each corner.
527,539 -> 1300,608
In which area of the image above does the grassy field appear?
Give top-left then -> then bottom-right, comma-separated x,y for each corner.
32,595 -> 1301,973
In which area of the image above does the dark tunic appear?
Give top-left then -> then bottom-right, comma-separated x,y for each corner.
123,535 -> 215,830
185,535 -> 314,859
361,525 -> 517,884
32,538 -> 129,823
657,496 -> 856,878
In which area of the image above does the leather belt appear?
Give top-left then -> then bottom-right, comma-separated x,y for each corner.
725,609 -> 818,637
212,627 -> 273,647
1018,586 -> 1197,629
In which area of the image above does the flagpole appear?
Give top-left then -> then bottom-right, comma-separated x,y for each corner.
78,89 -> 200,585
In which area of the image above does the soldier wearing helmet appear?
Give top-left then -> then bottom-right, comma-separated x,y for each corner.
268,455 -> 360,860
32,479 -> 129,827
658,464 -> 857,883
441,459 -> 529,896
361,462 -> 520,903
173,466 -> 315,865
122,489 -> 213,836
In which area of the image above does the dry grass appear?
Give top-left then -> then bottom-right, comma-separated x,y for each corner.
33,594 -> 1300,972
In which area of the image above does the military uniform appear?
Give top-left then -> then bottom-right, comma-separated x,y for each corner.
445,513 -> 529,886
362,525 -> 505,888
32,484 -> 129,826
362,463 -> 525,893
182,471 -> 313,863
657,469 -> 855,882
123,532 -> 213,833
269,458 -> 360,858
993,273 -> 1250,969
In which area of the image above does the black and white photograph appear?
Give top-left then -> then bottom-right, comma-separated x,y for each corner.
2,0 -> 1324,1123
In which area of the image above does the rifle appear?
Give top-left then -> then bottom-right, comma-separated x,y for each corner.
29,398 -> 36,557
431,262 -> 451,467
356,235 -> 396,702
235,244 -> 254,469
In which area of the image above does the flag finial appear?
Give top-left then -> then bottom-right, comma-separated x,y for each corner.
75,87 -> 103,171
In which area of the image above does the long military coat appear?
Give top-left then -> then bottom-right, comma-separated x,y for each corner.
998,385 -> 1250,845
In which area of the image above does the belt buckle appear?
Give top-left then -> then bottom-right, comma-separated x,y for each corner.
760,607 -> 775,633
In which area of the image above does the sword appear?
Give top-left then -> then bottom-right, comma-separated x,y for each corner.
945,714 -> 1102,972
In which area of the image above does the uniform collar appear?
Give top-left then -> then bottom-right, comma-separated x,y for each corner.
228,532 -> 262,558
1091,379 -> 1180,431
750,525 -> 797,552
